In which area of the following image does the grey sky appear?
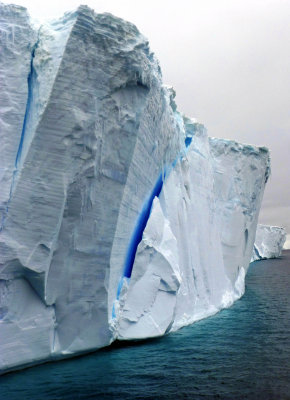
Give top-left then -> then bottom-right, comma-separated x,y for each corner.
4,0 -> 290,241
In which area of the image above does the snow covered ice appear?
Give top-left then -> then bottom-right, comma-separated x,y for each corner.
0,3 -> 270,373
252,224 -> 286,261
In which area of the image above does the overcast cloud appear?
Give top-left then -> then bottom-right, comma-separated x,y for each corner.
3,0 -> 290,242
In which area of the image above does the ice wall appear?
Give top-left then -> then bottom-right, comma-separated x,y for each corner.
252,224 -> 286,261
209,139 -> 270,282
116,126 -> 270,339
0,3 -> 183,373
0,3 -> 270,374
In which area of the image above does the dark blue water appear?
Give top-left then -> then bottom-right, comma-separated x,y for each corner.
1,252 -> 289,400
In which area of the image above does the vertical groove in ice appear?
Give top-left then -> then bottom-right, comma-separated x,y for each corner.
0,40 -> 38,231
112,134 -> 194,318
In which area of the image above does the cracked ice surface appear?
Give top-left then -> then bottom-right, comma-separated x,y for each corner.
252,224 -> 286,261
0,3 -> 270,373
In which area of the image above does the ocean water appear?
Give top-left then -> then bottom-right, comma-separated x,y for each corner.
1,251 -> 289,400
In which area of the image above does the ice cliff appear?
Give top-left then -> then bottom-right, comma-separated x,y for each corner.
252,225 -> 286,261
0,3 -> 270,373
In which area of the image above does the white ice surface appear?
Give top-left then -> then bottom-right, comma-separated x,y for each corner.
116,124 -> 270,340
0,4 -> 183,372
252,224 -> 286,260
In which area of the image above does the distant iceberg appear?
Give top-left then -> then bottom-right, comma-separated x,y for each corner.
252,225 -> 286,261
0,3 -> 270,373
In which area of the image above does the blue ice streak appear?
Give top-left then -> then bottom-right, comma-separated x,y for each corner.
185,136 -> 192,148
0,46 -> 36,232
123,171 -> 165,279
112,135 -> 194,318
122,135 -> 193,280
15,47 -> 36,168
112,170 -> 166,318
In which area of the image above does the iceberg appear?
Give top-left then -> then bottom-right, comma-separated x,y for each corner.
117,126 -> 270,339
0,4 -> 270,373
252,224 -> 286,261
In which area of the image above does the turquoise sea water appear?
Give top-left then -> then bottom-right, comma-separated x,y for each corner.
1,251 -> 289,400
